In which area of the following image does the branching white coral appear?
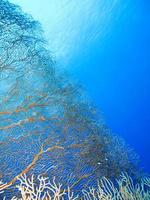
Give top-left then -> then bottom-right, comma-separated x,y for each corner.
15,174 -> 65,200
10,174 -> 78,200
82,173 -> 150,200
142,177 -> 150,188
1,173 -> 150,200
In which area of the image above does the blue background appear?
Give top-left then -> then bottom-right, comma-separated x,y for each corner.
74,1 -> 150,172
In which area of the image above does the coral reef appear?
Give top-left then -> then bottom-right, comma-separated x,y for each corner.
0,0 -> 143,198
1,173 -> 150,199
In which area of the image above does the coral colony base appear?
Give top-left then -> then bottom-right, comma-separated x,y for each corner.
0,173 -> 150,200
0,0 -> 149,199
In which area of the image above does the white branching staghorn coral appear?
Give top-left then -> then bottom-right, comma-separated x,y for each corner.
15,175 -> 64,200
10,174 -> 78,200
1,173 -> 150,200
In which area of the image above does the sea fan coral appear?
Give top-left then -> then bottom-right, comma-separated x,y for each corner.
0,0 -> 141,198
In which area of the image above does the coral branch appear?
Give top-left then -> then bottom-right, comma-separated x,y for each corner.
0,145 -> 64,191
0,95 -> 48,116
0,116 -> 61,130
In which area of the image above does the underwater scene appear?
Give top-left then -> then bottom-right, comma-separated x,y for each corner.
0,0 -> 150,199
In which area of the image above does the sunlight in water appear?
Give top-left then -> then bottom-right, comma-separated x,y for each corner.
10,0 -> 129,67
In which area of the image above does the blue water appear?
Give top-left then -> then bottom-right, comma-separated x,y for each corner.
70,1 -> 150,172
10,0 -> 150,173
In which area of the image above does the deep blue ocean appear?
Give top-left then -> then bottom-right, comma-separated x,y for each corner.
73,0 -> 150,173
71,1 -> 150,173
10,0 -> 150,173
